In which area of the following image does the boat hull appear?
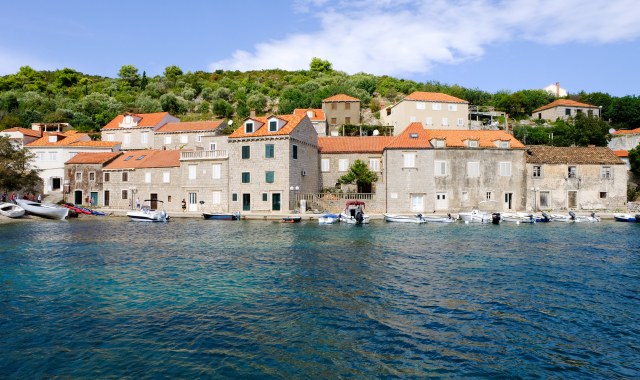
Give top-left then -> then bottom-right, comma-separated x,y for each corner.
459,211 -> 491,223
127,209 -> 169,222
282,216 -> 302,223
318,214 -> 340,224
384,214 -> 427,223
203,213 -> 238,220
613,214 -> 638,222
15,199 -> 68,220
0,203 -> 26,218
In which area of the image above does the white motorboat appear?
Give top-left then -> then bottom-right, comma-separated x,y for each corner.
569,211 -> 600,223
127,200 -> 169,222
613,213 -> 639,222
340,200 -> 370,224
318,213 -> 340,224
422,214 -> 457,223
0,202 -> 26,218
15,199 -> 69,220
548,213 -> 572,222
500,212 -> 536,224
384,214 -> 427,224
458,209 -> 491,223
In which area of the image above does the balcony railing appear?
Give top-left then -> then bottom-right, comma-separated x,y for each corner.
180,150 -> 228,160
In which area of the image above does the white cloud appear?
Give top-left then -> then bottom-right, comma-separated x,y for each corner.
210,0 -> 640,76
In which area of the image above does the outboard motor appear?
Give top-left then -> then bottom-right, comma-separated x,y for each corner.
492,212 -> 501,224
635,214 -> 640,223
569,210 -> 576,220
541,212 -> 551,223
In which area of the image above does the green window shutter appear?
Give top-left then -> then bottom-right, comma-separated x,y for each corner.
265,144 -> 274,158
265,171 -> 274,183
242,172 -> 250,183
242,145 -> 250,159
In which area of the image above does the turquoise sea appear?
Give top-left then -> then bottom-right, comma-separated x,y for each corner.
1,218 -> 639,378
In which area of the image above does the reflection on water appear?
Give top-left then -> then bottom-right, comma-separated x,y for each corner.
1,218 -> 639,378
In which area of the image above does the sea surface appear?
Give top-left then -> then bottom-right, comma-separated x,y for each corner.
1,217 -> 639,378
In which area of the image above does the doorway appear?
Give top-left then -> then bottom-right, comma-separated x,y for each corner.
568,191 -> 577,209
504,192 -> 513,210
242,194 -> 251,211
52,177 -> 61,191
272,193 -> 281,211
150,193 -> 158,210
411,194 -> 424,212
74,190 -> 83,205
435,192 -> 448,210
188,192 -> 198,212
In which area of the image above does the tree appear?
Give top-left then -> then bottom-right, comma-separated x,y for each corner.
118,65 -> 140,87
628,144 -> 640,175
338,159 -> 378,193
0,136 -> 42,192
309,57 -> 333,74
212,99 -> 234,118
164,65 -> 183,87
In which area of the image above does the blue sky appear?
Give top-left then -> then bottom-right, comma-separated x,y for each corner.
1,0 -> 639,96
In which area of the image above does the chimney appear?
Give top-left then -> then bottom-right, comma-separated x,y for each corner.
556,82 -> 560,98
249,108 -> 256,118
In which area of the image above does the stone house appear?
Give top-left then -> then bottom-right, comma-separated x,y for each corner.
525,146 -> 627,211
0,127 -> 42,148
380,92 -> 470,134
102,150 -> 182,211
293,108 -> 327,137
64,152 -> 123,206
227,114 -> 318,213
101,112 -> 179,150
322,94 -> 361,136
154,120 -> 227,151
608,127 -> 640,152
178,146 -> 230,214
531,99 -> 600,121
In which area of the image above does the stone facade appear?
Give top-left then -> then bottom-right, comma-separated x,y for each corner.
65,152 -> 122,206
531,99 -> 600,121
380,92 -> 469,134
101,113 -> 179,150
322,95 -> 361,136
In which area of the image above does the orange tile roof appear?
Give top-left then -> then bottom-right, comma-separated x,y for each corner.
613,150 -> 629,158
323,94 -> 360,102
102,112 -> 172,130
1,127 -> 42,138
404,91 -> 468,103
229,114 -> 306,138
424,129 -> 525,148
104,149 -> 181,169
156,120 -> 225,133
66,152 -> 123,165
387,122 -> 432,149
525,146 -> 623,165
27,131 -> 118,148
318,136 -> 394,153
612,127 -> 640,135
532,99 -> 599,113
293,108 -> 326,121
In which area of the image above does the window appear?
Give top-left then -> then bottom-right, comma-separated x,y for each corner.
331,103 -> 337,110
321,158 -> 330,172
232,193 -> 238,202
568,166 -> 577,178
196,135 -> 202,142
500,141 -> 510,149
601,166 -> 612,179
533,165 -> 542,178
486,191 -> 494,201
539,191 -> 550,208
339,159 -> 349,172
468,140 -> 478,148
75,172 -> 82,181
433,139 -> 445,148
435,161 -> 447,176
122,190 -> 128,200
432,103 -> 442,110
37,152 -> 45,161
457,118 -> 464,126
181,135 -> 188,143
425,117 -> 432,126
345,117 -> 351,124
89,172 -> 95,181
212,191 -> 221,205
144,172 -> 151,183
499,162 -> 512,177
467,162 -> 480,177
265,171 -> 274,183
122,172 -> 128,182
369,158 -> 380,172
416,102 -> 426,110
292,145 -> 298,159
107,134 -> 115,142
265,144 -> 274,158
565,108 -> 571,116
245,122 -> 254,133
48,135 -> 57,143
168,196 -> 172,202
442,117 -> 449,126
212,164 -> 221,179
163,172 -> 170,183
136,155 -> 145,160
448,104 -> 458,111
49,152 -> 57,161
242,172 -> 250,183
330,118 -> 337,125
123,134 -> 131,146
462,191 -> 469,201
242,145 -> 250,159
141,132 -> 148,144
188,165 -> 197,180
124,155 -> 133,161
269,120 -> 277,132
345,103 -> 351,110
600,192 -> 607,199
262,193 -> 268,202
164,136 -> 172,144
403,153 -> 416,168
104,173 -> 110,182
209,142 -> 217,151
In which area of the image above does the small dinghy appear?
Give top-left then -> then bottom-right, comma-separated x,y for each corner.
15,199 -> 69,220
0,202 -> 26,218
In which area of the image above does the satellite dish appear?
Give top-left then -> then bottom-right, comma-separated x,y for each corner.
227,119 -> 233,126
372,129 -> 380,136
608,128 -> 616,134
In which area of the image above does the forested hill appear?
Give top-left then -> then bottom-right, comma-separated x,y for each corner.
0,61 -> 639,134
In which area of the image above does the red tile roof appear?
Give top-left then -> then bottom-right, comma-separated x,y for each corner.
404,91 -> 468,103
156,120 -> 225,133
102,112 -> 172,130
387,122 -> 432,149
229,114 -> 306,138
323,94 -> 360,102
65,152 -> 123,165
318,136 -> 394,153
1,127 -> 42,138
612,127 -> 640,135
27,131 -> 119,148
525,146 -> 623,164
532,99 -> 599,113
293,108 -> 326,121
424,129 -> 525,148
613,150 -> 629,158
104,150 -> 181,169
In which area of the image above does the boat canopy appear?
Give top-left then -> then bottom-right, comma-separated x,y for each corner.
345,200 -> 366,207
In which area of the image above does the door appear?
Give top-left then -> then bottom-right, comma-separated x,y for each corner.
104,191 -> 110,207
435,192 -> 448,210
188,192 -> 197,212
504,192 -> 513,210
90,192 -> 98,207
410,194 -> 424,212
568,191 -> 577,209
74,190 -> 83,205
52,177 -> 61,191
272,193 -> 281,211
242,193 -> 251,211
150,193 -> 158,210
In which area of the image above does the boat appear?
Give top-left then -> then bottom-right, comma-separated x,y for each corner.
548,213 -> 572,222
613,213 -> 638,222
318,213 -> 340,224
569,211 -> 600,223
500,212 -> 536,224
384,213 -> 427,223
282,216 -> 302,223
458,209 -> 491,223
422,214 -> 457,223
15,199 -> 69,220
534,212 -> 551,223
340,200 -> 370,224
0,202 -> 25,218
127,200 -> 169,222
203,212 -> 240,220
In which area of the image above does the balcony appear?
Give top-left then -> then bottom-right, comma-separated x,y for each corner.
180,150 -> 228,160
